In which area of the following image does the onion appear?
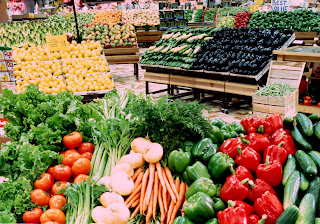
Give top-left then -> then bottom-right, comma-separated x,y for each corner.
104,203 -> 130,224
143,143 -> 163,163
131,137 -> 152,154
100,192 -> 124,208
111,163 -> 134,177
98,176 -> 112,191
110,172 -> 134,196
91,206 -> 108,223
118,151 -> 145,169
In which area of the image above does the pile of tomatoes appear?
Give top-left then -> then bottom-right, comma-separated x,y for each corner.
234,11 -> 251,28
23,132 -> 95,224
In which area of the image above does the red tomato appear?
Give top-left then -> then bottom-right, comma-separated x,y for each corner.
52,181 -> 68,196
30,189 -> 50,206
81,152 -> 93,161
64,149 -> 78,157
52,165 -> 72,181
47,167 -> 55,175
304,99 -> 310,105
23,207 -> 43,223
318,102 -> 320,106
62,152 -> 82,167
40,209 -> 66,224
34,173 -> 54,191
73,174 -> 89,184
306,96 -> 311,100
77,143 -> 95,154
60,152 -> 65,157
62,132 -> 83,149
49,195 -> 67,210
72,158 -> 91,177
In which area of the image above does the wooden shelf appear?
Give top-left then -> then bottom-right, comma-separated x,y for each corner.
136,31 -> 165,36
103,47 -> 139,56
137,35 -> 162,43
105,55 -> 140,64
298,104 -> 320,114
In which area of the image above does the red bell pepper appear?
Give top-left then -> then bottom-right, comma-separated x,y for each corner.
228,200 -> 254,217
230,164 -> 254,181
246,133 -> 272,154
218,207 -> 248,224
271,130 -> 296,155
265,113 -> 283,135
248,214 -> 267,224
235,146 -> 261,173
270,128 -> 290,142
253,119 -> 273,135
256,156 -> 282,187
254,191 -> 284,224
220,175 -> 250,202
248,178 -> 276,202
241,116 -> 260,134
219,137 -> 245,159
263,142 -> 288,165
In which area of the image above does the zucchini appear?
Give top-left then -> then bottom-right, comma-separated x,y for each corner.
183,48 -> 192,55
172,32 -> 181,39
193,46 -> 201,55
187,35 -> 199,43
308,177 -> 320,213
283,171 -> 300,209
308,113 -> 320,123
315,122 -> 320,140
154,45 -> 164,52
296,113 -> 314,137
282,154 -> 296,185
295,150 -> 317,176
161,44 -> 171,53
308,151 -> 320,170
275,205 -> 299,224
283,116 -> 294,130
296,193 -> 316,224
291,126 -> 312,150
299,172 -> 309,191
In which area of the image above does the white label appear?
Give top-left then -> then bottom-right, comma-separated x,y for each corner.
271,0 -> 289,11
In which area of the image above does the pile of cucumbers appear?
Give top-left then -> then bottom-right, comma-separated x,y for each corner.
277,113 -> 320,224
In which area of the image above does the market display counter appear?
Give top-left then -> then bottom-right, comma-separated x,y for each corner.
136,31 -> 165,43
188,22 -> 216,29
104,48 -> 140,80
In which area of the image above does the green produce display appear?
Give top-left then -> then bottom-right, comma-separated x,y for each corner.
168,149 -> 192,173
216,6 -> 250,18
216,16 -> 235,28
185,177 -> 217,199
248,9 -> 320,31
204,9 -> 216,21
193,9 -> 204,22
184,10 -> 194,22
255,83 -> 295,97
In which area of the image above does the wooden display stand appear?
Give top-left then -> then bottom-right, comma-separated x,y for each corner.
136,31 -> 165,43
104,48 -> 140,80
0,0 -> 8,22
252,61 -> 305,118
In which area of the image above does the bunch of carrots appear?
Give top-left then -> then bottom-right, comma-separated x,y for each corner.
125,162 -> 188,224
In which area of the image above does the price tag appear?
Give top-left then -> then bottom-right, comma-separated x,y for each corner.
254,0 -> 263,6
65,13 -> 70,19
45,35 -> 69,52
317,6 -> 320,11
250,5 -> 259,12
29,13 -> 35,19
196,3 -> 203,9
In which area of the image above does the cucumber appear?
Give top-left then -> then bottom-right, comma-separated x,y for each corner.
309,113 -> 320,123
315,122 -> 320,140
308,151 -> 320,170
291,126 -> 312,150
275,205 -> 299,224
283,116 -> 294,130
295,150 -> 317,176
308,177 -> 320,213
296,113 -> 314,137
296,193 -> 316,224
282,155 -> 296,185
316,218 -> 320,224
299,172 -> 309,191
283,171 -> 300,209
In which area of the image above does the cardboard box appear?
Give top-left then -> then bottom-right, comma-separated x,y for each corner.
6,61 -> 13,70
0,72 -> 9,81
0,61 -> 7,71
3,50 -> 12,61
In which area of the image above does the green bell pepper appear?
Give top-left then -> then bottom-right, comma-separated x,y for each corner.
208,152 -> 235,179
183,192 -> 215,223
168,149 -> 192,173
229,122 -> 245,134
192,138 -> 218,161
213,197 -> 225,212
211,118 -> 226,128
184,141 -> 195,153
221,124 -> 238,139
183,161 -> 211,185
215,184 -> 222,197
211,126 -> 224,144
204,218 -> 219,224
185,177 -> 217,199
173,216 -> 195,224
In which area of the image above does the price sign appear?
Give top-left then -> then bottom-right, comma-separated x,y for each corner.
255,0 -> 263,6
46,35 -> 69,52
65,13 -> 70,19
250,5 -> 259,12
29,13 -> 35,19
271,0 -> 289,11
197,3 -> 203,9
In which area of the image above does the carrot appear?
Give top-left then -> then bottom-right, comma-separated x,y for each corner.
162,186 -> 168,213
162,168 -> 176,203
144,163 -> 155,212
153,171 -> 159,219
132,168 -> 143,182
169,182 -> 186,224
156,162 -> 167,190
181,201 -> 187,217
175,177 -> 180,196
145,190 -> 153,224
125,183 -> 142,205
127,192 -> 141,209
132,198 -> 140,208
140,168 -> 149,214
130,204 -> 140,220
158,184 -> 165,223
166,199 -> 175,224
134,172 -> 144,188
164,167 -> 179,199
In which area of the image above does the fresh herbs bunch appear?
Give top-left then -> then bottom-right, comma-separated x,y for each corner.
256,83 -> 295,97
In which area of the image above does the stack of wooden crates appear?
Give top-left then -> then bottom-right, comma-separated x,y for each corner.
252,61 -> 306,118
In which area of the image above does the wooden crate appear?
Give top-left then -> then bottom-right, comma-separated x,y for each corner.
252,61 -> 305,118
294,32 -> 318,40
